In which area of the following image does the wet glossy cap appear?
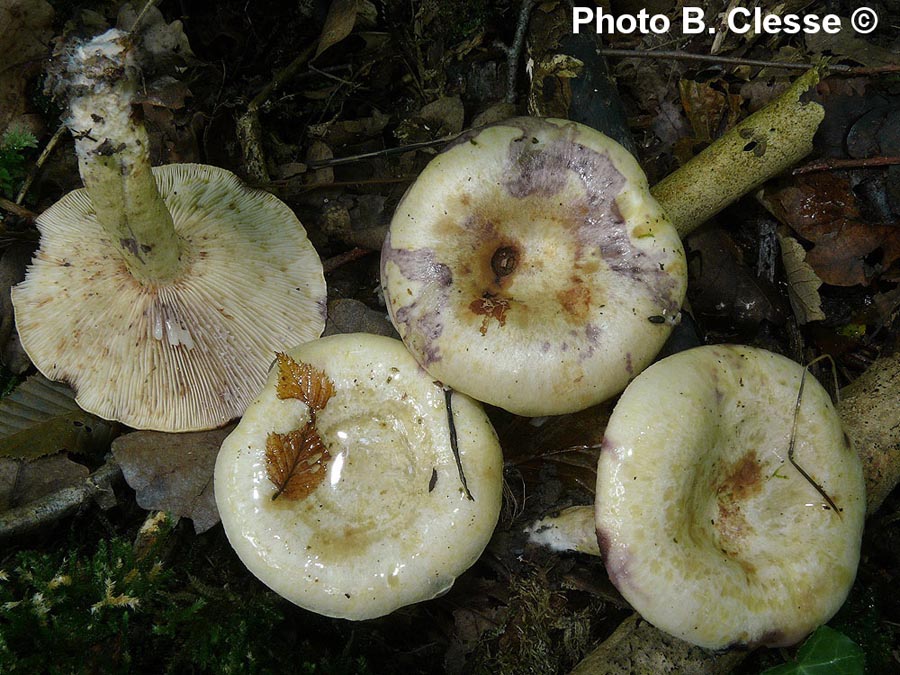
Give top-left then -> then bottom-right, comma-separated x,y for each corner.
381,117 -> 686,416
214,333 -> 503,620
12,164 -> 326,431
596,345 -> 865,649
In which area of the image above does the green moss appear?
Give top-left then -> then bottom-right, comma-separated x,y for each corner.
0,128 -> 37,200
0,521 -> 372,674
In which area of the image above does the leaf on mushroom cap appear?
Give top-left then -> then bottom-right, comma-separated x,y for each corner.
215,333 -> 504,620
266,424 -> 330,501
12,164 -> 326,431
381,117 -> 687,417
595,345 -> 866,650
274,352 -> 335,412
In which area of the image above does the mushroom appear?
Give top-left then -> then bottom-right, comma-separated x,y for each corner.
214,333 -> 503,620
11,28 -> 325,431
595,345 -> 865,649
381,117 -> 686,416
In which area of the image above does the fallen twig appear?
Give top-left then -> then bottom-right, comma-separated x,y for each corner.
793,156 -> 900,174
15,123 -> 67,205
598,48 -> 900,75
305,134 -> 461,170
0,458 -> 122,541
502,0 -> 540,103
322,246 -> 375,274
236,43 -> 317,184
0,198 -> 39,223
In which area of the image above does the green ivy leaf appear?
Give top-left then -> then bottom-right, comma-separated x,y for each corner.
763,626 -> 865,675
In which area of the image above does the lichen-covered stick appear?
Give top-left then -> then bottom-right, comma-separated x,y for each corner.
652,68 -> 824,238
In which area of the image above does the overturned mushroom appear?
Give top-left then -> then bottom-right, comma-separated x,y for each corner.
381,117 -> 686,416
11,29 -> 325,431
595,345 -> 865,649
214,333 -> 503,620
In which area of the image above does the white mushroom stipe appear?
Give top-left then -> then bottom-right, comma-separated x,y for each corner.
214,334 -> 503,620
595,345 -> 865,649
525,505 -> 601,556
381,117 -> 686,416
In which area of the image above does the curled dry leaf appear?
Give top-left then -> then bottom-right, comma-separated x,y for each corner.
778,232 -> 826,324
315,0 -> 361,58
275,352 -> 335,412
265,424 -> 330,501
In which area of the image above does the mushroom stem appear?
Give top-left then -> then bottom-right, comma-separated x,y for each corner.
64,29 -> 183,284
651,67 -> 824,237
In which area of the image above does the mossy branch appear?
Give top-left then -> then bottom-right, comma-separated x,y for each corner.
651,67 -> 824,237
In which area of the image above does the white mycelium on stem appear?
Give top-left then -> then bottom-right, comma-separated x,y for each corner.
66,29 -> 182,283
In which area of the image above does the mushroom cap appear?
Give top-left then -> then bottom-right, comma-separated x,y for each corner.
214,333 -> 503,620
595,345 -> 865,649
12,164 -> 326,431
381,117 -> 686,416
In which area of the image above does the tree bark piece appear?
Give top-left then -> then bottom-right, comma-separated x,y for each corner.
571,615 -> 746,675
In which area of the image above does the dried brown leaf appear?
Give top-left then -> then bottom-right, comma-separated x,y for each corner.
315,0 -> 359,58
0,454 -> 89,511
275,352 -> 335,413
0,0 -> 54,135
679,80 -> 741,143
112,426 -> 232,533
419,96 -> 465,135
266,424 -> 330,501
806,18 -> 899,68
778,232 -> 826,324
763,174 -> 900,286
116,3 -> 195,74
323,298 -> 398,338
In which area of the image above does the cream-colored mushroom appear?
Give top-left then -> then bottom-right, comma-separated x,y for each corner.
12,29 -> 325,431
214,333 -> 503,620
595,345 -> 865,649
381,117 -> 686,416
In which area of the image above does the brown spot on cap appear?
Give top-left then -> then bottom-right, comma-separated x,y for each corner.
469,295 -> 510,336
491,246 -> 519,278
714,451 -> 764,575
557,283 -> 592,323
719,451 -> 763,502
